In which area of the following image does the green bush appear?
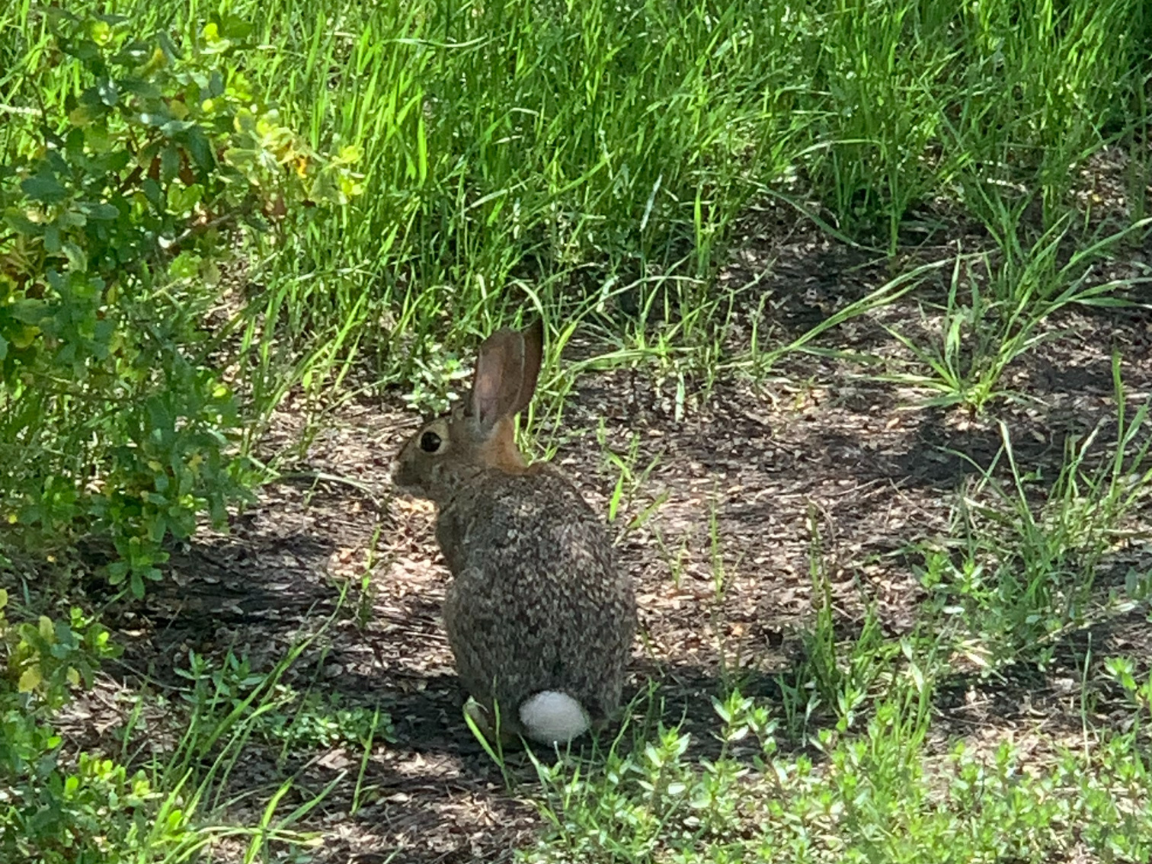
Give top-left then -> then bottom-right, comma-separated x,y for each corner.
0,589 -> 145,864
0,13 -> 363,860
0,11 -> 359,597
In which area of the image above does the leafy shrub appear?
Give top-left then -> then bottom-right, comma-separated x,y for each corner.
0,589 -> 148,864
0,10 -> 359,597
0,14 -> 362,860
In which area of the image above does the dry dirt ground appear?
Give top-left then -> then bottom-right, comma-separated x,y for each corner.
79,206 -> 1152,862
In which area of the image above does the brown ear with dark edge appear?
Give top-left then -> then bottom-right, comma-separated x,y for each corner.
469,328 -> 526,434
510,319 -> 543,418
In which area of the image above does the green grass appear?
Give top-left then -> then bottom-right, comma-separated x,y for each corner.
917,356 -> 1152,668
2,0 -> 1152,860
5,0 -> 1150,411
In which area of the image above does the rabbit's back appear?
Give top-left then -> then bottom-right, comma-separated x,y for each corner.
437,467 -> 635,731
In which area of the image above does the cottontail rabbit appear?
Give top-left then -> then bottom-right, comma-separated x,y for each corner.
393,321 -> 636,744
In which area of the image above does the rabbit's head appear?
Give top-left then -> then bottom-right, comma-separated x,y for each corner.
393,320 -> 543,504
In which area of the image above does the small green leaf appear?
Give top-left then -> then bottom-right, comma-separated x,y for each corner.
90,19 -> 113,44
68,103 -> 99,127
117,39 -> 153,66
160,144 -> 180,183
120,78 -> 163,100
18,666 -> 43,693
160,119 -> 195,136
96,79 -> 119,107
220,14 -> 254,40
107,562 -> 128,585
85,202 -> 119,221
65,128 -> 86,162
141,177 -> 163,208
71,39 -> 101,63
10,300 -> 45,325
149,515 -> 167,542
43,223 -> 61,253
3,211 -> 40,235
169,251 -> 201,279
21,174 -> 68,204
185,127 -> 213,171
157,30 -> 182,62
10,324 -> 40,349
62,242 -> 88,273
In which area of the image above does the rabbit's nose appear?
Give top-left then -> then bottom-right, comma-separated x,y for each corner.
388,449 -> 416,491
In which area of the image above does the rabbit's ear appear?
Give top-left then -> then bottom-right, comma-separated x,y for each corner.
469,328 -> 526,434
510,319 -> 543,418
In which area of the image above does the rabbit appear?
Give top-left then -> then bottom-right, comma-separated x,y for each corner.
392,320 -> 636,745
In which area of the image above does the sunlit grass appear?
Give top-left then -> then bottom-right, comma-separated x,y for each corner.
4,0 -> 1148,408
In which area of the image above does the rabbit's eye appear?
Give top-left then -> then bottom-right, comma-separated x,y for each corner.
420,431 -> 442,453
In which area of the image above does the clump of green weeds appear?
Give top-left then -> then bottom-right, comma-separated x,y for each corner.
919,355 -> 1152,669
774,510 -> 901,741
886,214 -> 1151,414
519,671 -> 1152,862
0,587 -> 192,864
174,649 -> 393,759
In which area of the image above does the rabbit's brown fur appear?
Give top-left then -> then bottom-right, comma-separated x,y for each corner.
393,321 -> 636,743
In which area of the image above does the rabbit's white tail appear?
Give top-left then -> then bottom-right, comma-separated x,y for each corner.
519,691 -> 590,744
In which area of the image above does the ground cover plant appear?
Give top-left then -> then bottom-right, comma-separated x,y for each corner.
0,0 -> 1150,860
